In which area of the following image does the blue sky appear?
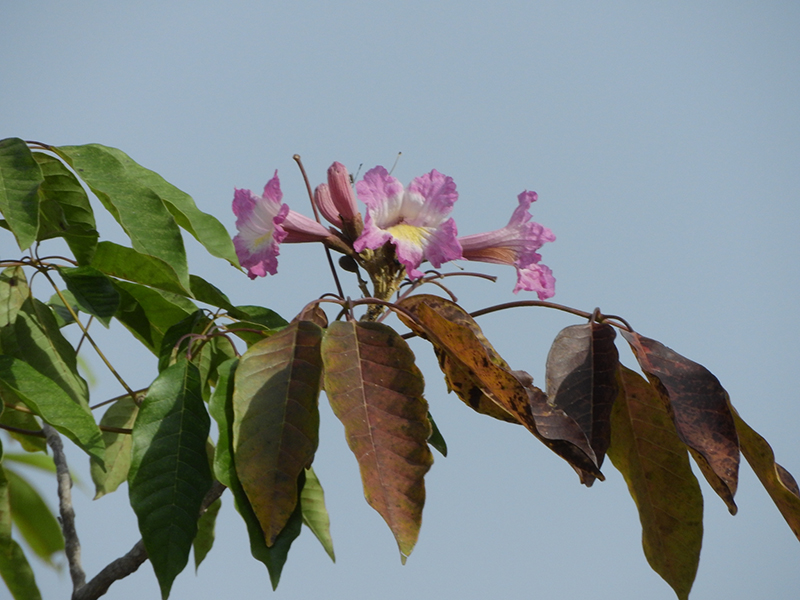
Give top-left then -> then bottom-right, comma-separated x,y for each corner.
2,2 -> 799,598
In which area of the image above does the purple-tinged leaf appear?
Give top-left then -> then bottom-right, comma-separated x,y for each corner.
322,320 -> 433,563
622,330 -> 739,514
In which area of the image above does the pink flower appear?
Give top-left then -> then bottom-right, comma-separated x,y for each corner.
458,191 -> 556,298
232,171 -> 330,279
353,166 -> 462,278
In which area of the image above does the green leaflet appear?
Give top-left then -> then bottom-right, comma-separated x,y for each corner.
1,297 -> 89,407
0,399 -> 47,453
0,138 -> 42,251
58,266 -> 120,327
32,152 -> 98,265
0,356 -> 103,464
128,360 -> 212,600
113,280 -> 196,354
91,241 -> 190,296
208,358 -> 304,589
53,144 -> 191,291
301,467 -> 335,562
193,497 -> 221,571
427,412 -> 448,457
0,267 -> 28,329
4,467 -> 64,563
91,396 -> 139,499
0,464 -> 41,600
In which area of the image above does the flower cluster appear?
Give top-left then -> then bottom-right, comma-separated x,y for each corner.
232,162 -> 555,299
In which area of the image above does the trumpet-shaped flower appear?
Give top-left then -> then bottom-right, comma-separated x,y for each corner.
458,191 -> 556,298
233,171 -> 330,279
353,166 -> 462,278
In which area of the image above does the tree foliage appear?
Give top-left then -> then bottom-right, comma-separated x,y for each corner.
0,138 -> 797,599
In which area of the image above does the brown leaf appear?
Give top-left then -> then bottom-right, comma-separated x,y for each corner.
291,303 -> 328,328
727,401 -> 800,541
233,320 -> 323,546
607,366 -> 703,600
399,295 -> 518,423
545,322 -> 620,468
400,296 -> 602,479
322,320 -> 433,563
621,330 -> 740,514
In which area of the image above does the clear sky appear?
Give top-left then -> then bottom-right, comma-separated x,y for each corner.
2,2 -> 799,599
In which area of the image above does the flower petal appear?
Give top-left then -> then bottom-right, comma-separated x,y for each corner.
232,171 -> 289,279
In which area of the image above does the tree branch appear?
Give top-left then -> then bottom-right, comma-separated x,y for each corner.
72,480 -> 227,600
42,424 -> 86,592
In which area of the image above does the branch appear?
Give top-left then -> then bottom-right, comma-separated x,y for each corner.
42,424 -> 86,592
72,481 -> 227,600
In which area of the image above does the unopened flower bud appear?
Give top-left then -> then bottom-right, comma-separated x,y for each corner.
314,183 -> 342,228
327,162 -> 359,222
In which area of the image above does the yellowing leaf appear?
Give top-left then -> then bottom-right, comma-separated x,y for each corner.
607,366 -> 703,600
728,401 -> 800,541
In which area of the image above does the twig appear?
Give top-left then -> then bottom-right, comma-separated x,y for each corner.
72,481 -> 227,600
42,424 -> 86,592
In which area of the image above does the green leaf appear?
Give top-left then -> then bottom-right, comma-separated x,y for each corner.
58,266 -> 120,327
55,144 -> 237,267
53,144 -> 191,291
301,466 -> 335,562
229,305 -> 288,329
322,320 -> 433,563
189,275 -> 236,312
91,241 -> 190,296
193,497 -> 221,571
128,360 -> 212,599
209,359 -> 238,489
622,330 -> 740,514
728,401 -> 800,541
0,267 -> 28,328
0,464 -> 41,600
46,289 -> 79,328
32,152 -> 98,265
427,412 -> 447,457
157,310 -> 210,372
1,297 -> 89,407
0,356 -> 103,463
0,453 -> 55,473
233,320 -> 323,545
209,357 -> 303,589
0,138 -> 41,251
607,366 -> 703,600
91,396 -> 139,499
113,280 -> 196,354
5,467 -> 64,563
0,400 -> 46,453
